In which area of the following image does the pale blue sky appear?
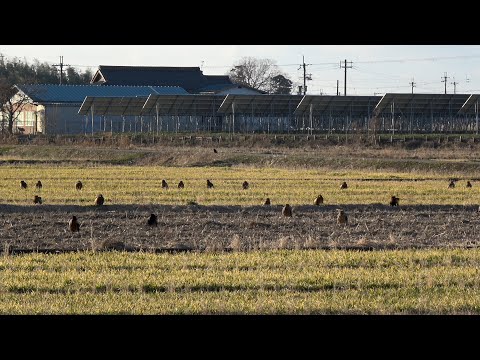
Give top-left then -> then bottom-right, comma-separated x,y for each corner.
1,45 -> 480,95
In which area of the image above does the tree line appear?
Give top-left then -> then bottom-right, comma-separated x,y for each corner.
0,56 -> 93,85
0,55 -> 93,135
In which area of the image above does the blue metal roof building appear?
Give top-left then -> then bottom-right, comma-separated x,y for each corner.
12,84 -> 188,135
15,84 -> 188,104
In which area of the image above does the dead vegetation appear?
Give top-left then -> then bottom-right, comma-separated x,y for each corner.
1,203 -> 479,253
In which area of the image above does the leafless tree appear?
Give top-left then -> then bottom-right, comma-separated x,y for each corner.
228,57 -> 292,94
0,82 -> 32,135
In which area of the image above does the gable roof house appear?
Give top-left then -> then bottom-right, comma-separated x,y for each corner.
90,66 -> 264,95
11,84 -> 187,134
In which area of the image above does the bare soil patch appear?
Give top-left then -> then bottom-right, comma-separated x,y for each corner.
1,204 -> 479,253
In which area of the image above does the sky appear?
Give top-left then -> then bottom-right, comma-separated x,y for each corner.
1,45 -> 480,96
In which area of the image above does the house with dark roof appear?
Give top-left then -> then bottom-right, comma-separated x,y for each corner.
90,66 -> 264,95
11,84 -> 187,134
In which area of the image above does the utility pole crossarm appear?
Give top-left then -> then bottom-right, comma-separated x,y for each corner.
340,60 -> 353,96
409,78 -> 416,94
441,72 -> 449,94
52,56 -> 71,85
298,55 -> 312,95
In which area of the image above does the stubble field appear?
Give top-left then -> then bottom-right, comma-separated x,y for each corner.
1,141 -> 480,314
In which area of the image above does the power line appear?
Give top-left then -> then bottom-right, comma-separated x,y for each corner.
298,55 -> 312,95
409,78 -> 416,94
451,77 -> 459,94
340,60 -> 352,96
52,56 -> 70,85
441,72 -> 449,94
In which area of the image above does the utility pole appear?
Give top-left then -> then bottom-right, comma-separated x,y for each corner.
336,80 -> 339,96
409,78 -> 416,94
52,56 -> 70,85
441,72 -> 449,94
340,60 -> 352,96
298,55 -> 312,95
451,78 -> 459,94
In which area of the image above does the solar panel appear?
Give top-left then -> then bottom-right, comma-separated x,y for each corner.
373,93 -> 470,117
294,95 -> 381,117
142,94 -> 226,116
457,94 -> 480,115
78,96 -> 148,116
217,94 -> 302,115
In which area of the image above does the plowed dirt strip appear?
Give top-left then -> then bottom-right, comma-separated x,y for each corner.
1,204 -> 479,252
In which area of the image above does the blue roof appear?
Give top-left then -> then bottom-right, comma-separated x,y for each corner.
15,84 -> 188,103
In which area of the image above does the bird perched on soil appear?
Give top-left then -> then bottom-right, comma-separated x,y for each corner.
95,194 -> 105,206
314,195 -> 324,205
337,209 -> 348,225
242,181 -> 249,190
76,181 -> 83,191
35,180 -> 42,190
340,181 -> 348,189
68,215 -> 80,232
390,195 -> 399,207
264,198 -> 271,206
33,195 -> 42,204
178,180 -> 185,189
20,180 -> 27,189
448,180 -> 456,188
282,204 -> 293,217
162,179 -> 169,189
467,181 -> 473,188
207,179 -> 214,189
147,213 -> 158,227
214,148 -> 218,153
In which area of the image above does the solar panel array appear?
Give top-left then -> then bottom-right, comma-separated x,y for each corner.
78,96 -> 148,116
295,95 -> 381,117
217,94 -> 303,115
78,93 -> 480,118
374,93 -> 470,116
142,94 -> 224,116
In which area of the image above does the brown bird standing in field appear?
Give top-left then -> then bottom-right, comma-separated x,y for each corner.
314,195 -> 324,205
340,181 -> 348,189
178,180 -> 185,189
69,215 -> 80,232
282,204 -> 293,217
214,148 -> 218,153
467,181 -> 473,188
95,194 -> 105,206
337,209 -> 348,225
448,180 -> 456,188
76,181 -> 83,191
207,179 -> 214,189
147,213 -> 158,227
390,196 -> 399,207
35,180 -> 42,190
162,179 -> 169,189
264,197 -> 271,206
20,180 -> 27,189
33,195 -> 42,204
242,181 -> 249,190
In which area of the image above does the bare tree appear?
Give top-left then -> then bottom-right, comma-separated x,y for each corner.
228,57 -> 293,94
0,82 -> 31,135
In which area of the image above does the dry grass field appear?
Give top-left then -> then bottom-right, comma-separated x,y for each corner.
1,249 -> 480,314
1,140 -> 480,314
